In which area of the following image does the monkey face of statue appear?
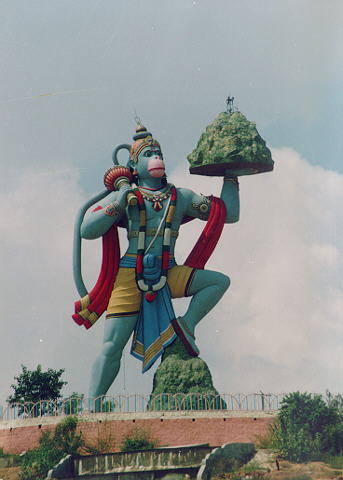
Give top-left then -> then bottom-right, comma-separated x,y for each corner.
136,146 -> 166,179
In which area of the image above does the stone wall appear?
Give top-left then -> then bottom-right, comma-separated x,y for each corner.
0,411 -> 276,455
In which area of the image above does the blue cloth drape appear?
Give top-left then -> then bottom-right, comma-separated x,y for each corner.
120,254 -> 177,372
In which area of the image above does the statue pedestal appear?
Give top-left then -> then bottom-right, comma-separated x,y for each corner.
148,338 -> 226,411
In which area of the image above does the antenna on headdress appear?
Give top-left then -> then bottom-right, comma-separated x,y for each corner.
134,108 -> 142,126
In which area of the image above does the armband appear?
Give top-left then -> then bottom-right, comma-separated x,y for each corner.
223,176 -> 239,188
104,202 -> 122,217
191,195 -> 211,219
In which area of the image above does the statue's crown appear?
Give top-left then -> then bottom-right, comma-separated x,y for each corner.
130,124 -> 161,162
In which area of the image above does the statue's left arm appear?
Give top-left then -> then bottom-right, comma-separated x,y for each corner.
181,173 -> 240,224
220,173 -> 240,223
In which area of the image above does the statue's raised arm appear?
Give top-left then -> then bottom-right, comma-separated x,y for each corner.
179,173 -> 239,225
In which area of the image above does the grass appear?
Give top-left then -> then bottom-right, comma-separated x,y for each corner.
241,461 -> 270,473
254,430 -> 275,450
280,476 -> 312,480
322,453 -> 343,469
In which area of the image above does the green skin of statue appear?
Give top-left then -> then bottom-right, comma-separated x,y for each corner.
81,145 -> 240,398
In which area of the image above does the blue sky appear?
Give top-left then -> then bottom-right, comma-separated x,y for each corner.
0,0 -> 342,405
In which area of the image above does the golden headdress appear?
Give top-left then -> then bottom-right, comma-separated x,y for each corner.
130,124 -> 161,163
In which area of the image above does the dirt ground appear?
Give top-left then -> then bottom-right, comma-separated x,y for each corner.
214,459 -> 343,480
0,467 -> 21,480
266,459 -> 343,480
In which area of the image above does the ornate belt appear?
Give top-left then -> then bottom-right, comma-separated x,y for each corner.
128,229 -> 179,239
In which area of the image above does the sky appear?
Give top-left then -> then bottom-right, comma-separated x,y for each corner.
0,0 -> 342,406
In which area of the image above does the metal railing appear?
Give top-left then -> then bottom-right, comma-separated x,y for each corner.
0,393 -> 284,421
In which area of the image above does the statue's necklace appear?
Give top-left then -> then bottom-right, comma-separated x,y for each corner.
133,185 -> 177,300
138,184 -> 172,212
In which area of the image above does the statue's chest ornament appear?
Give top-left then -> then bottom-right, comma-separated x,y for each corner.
138,184 -> 172,212
133,185 -> 177,302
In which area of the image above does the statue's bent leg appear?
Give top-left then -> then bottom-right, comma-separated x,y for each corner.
183,269 -> 230,334
89,315 -> 138,400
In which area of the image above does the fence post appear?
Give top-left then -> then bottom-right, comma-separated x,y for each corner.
260,391 -> 265,411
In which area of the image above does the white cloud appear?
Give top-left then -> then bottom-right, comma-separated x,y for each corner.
311,244 -> 340,267
0,147 -> 342,407
171,147 -> 343,393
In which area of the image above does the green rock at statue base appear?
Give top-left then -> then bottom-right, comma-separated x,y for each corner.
148,338 -> 226,411
188,111 -> 274,176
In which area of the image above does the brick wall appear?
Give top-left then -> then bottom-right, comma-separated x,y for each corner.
0,423 -> 55,454
0,412 -> 275,454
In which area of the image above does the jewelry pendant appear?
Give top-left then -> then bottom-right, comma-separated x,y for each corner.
145,291 -> 157,302
153,201 -> 163,212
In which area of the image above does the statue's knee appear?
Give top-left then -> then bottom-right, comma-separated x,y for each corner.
102,341 -> 122,361
220,273 -> 230,292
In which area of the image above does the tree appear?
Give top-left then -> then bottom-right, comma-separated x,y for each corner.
7,364 -> 67,405
270,392 -> 343,462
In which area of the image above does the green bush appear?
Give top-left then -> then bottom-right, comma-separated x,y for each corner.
271,424 -> 321,462
20,416 -> 83,479
224,443 -> 256,469
210,443 -> 256,478
54,416 -> 83,455
20,432 -> 62,480
325,391 -> 343,414
324,452 -> 343,469
270,392 -> 343,462
120,427 -> 158,452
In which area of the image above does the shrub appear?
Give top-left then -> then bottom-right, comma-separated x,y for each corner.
325,391 -> 343,414
54,416 -> 83,455
20,416 -> 83,479
254,431 -> 274,449
223,443 -> 256,468
325,452 -> 343,469
20,431 -> 62,480
208,443 -> 256,478
83,420 -> 115,454
269,392 -> 343,462
120,427 -> 158,452
270,423 -> 322,462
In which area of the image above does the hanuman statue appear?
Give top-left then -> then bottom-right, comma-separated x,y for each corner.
72,124 -> 239,398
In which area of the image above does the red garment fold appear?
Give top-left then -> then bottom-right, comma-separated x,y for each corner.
184,196 -> 227,269
72,225 -> 120,329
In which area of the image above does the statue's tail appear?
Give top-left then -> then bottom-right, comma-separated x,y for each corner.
72,190 -> 120,329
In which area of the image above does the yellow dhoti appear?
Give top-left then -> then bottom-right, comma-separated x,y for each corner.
106,264 -> 196,318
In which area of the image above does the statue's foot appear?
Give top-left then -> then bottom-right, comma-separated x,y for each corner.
171,316 -> 200,357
